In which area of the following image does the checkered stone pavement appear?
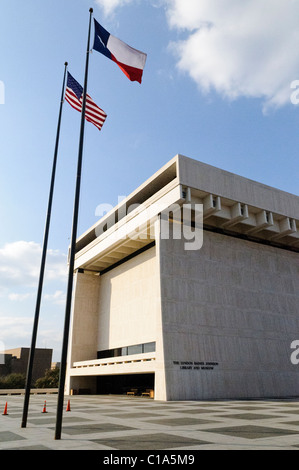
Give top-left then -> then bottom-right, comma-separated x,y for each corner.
1,394 -> 299,450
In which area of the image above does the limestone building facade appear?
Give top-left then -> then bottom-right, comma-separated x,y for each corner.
65,155 -> 299,400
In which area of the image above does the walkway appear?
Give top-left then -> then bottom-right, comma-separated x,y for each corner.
1,394 -> 299,450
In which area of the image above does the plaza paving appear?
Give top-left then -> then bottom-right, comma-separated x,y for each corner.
1,394 -> 299,450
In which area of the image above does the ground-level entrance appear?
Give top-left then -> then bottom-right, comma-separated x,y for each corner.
96,373 -> 154,397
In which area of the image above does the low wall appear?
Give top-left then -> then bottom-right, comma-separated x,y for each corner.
0,388 -> 58,395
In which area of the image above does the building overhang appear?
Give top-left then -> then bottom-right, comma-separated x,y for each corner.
74,179 -> 185,272
74,155 -> 299,274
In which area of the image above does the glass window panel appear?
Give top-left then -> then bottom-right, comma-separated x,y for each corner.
128,344 -> 143,355
143,342 -> 156,353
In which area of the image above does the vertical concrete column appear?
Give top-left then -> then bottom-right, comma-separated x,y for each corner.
153,216 -> 168,400
65,270 -> 101,394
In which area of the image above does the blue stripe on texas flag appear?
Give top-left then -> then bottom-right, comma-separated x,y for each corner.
93,19 -> 112,61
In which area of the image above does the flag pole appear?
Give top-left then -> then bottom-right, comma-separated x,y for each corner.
55,7 -> 93,441
21,61 -> 68,429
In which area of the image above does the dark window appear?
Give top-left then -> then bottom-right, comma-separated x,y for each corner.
97,342 -> 156,360
97,349 -> 114,359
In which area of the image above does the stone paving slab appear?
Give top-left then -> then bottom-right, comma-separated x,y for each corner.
0,394 -> 299,453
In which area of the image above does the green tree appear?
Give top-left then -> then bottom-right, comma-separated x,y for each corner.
35,368 -> 59,388
0,373 -> 26,389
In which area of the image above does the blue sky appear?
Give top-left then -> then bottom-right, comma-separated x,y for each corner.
0,0 -> 298,361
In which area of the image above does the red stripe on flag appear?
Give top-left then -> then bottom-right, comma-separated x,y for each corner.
65,88 -> 107,131
65,88 -> 82,111
110,54 -> 144,84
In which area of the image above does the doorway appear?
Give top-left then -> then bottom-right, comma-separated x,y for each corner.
96,373 -> 154,396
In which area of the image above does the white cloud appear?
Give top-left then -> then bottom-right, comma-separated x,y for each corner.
0,314 -> 63,354
0,241 -> 67,290
44,290 -> 66,306
0,242 -> 67,355
0,239 -> 67,326
95,0 -> 165,16
95,0 -> 299,111
0,316 -> 34,346
167,0 -> 299,111
8,293 -> 33,302
95,0 -> 135,17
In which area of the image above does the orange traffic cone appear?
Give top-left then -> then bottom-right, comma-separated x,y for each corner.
66,400 -> 71,412
2,402 -> 8,415
42,400 -> 47,413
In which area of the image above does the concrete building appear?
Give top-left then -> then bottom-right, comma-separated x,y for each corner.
66,155 -> 299,400
0,348 -> 52,383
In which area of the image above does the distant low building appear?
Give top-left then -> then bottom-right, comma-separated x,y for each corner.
0,348 -> 52,383
51,362 -> 60,370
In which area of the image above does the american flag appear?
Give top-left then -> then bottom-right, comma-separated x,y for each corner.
65,72 -> 107,131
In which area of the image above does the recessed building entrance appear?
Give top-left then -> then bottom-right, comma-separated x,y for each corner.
96,373 -> 154,397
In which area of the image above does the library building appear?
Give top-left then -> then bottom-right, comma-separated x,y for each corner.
65,155 -> 299,401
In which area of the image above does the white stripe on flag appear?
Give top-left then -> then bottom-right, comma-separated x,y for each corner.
107,34 -> 147,70
65,88 -> 107,131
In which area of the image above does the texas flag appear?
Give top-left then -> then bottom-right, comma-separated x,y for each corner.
92,19 -> 147,84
